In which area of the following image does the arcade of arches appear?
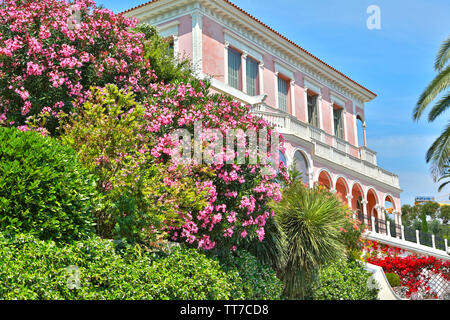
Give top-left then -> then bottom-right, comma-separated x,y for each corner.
280,150 -> 401,235
316,170 -> 401,234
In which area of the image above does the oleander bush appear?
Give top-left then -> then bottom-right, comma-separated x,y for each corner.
0,233 -> 241,300
0,127 -> 100,241
0,0 -> 156,134
311,259 -> 379,300
61,80 -> 288,251
61,85 -> 209,243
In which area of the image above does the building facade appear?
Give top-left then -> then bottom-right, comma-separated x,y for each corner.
124,0 -> 403,232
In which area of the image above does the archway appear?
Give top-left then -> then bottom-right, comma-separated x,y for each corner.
351,183 -> 364,222
318,170 -> 332,190
367,188 -> 379,229
293,150 -> 309,186
335,177 -> 349,205
384,194 -> 396,236
279,151 -> 287,167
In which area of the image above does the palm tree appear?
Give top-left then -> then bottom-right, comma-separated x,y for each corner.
413,36 -> 450,184
270,181 -> 347,299
437,164 -> 450,191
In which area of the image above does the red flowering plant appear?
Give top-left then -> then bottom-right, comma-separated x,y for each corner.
0,0 -> 155,134
363,240 -> 450,298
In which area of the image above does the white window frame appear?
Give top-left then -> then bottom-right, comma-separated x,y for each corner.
224,32 -> 264,94
274,61 -> 295,114
330,93 -> 347,141
157,20 -> 180,58
304,79 -> 322,129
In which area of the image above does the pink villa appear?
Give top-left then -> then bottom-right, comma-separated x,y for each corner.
123,0 -> 403,235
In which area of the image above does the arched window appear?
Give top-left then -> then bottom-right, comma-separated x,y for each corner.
279,151 -> 287,167
293,150 -> 309,185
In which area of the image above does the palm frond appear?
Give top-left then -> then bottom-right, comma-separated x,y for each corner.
438,179 -> 450,192
271,181 -> 348,299
435,36 -> 450,72
426,121 -> 450,178
437,165 -> 450,192
428,91 -> 450,122
413,64 -> 450,121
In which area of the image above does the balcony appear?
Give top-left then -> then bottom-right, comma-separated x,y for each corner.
357,212 -> 450,261
251,104 -> 400,189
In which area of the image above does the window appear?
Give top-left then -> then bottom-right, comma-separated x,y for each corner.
278,77 -> 288,112
333,107 -> 344,139
228,47 -> 241,90
307,93 -> 319,127
356,115 -> 364,147
294,150 -> 309,186
167,38 -> 174,56
246,57 -> 258,96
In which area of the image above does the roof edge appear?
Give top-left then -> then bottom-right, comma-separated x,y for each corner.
120,0 -> 377,100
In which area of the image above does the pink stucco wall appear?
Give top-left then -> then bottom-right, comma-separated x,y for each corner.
154,11 -> 400,215
202,16 -> 225,81
178,15 -> 193,61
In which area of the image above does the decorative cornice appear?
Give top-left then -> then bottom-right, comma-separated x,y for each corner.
123,0 -> 376,105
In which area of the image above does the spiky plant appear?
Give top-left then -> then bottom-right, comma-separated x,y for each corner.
413,36 -> 450,184
270,181 -> 348,299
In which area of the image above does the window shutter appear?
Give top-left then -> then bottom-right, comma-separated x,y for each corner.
334,108 -> 344,139
228,48 -> 241,90
246,58 -> 258,96
308,94 -> 318,127
278,77 -> 288,112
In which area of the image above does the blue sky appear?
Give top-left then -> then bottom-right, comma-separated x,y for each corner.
100,0 -> 450,205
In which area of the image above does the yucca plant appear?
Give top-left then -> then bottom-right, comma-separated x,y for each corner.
413,36 -> 450,187
270,181 -> 348,299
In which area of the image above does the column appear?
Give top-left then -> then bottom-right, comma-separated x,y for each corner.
394,211 -> 401,239
258,62 -> 264,95
304,86 -> 308,122
361,200 -> 368,225
224,41 -> 229,84
241,51 -> 247,94
173,35 -> 179,58
308,172 -> 314,188
373,205 -> 381,233
191,10 -> 203,74
318,94 -> 323,130
363,122 -> 367,147
330,101 -> 335,136
290,80 -> 296,117
378,206 -> 387,234
342,108 -> 348,142
346,194 -> 353,208
274,71 -> 279,109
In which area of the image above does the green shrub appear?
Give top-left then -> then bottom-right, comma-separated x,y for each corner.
217,250 -> 284,300
0,233 -> 239,300
0,127 -> 100,241
311,259 -> 379,300
385,272 -> 401,288
61,85 -> 209,243
146,248 -> 239,300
